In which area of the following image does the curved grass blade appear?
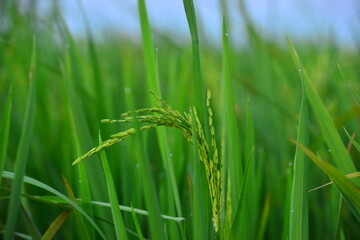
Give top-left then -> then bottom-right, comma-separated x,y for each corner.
286,38 -> 358,183
99,133 -> 128,240
0,86 -> 12,186
23,194 -> 185,222
2,171 -> 106,239
40,210 -> 70,240
290,140 -> 360,221
4,39 -> 37,240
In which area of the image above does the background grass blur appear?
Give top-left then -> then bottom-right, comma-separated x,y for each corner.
1,1 -> 360,239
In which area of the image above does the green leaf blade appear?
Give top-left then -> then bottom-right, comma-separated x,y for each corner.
5,39 -> 37,240
287,37 -> 309,240
99,133 -> 128,240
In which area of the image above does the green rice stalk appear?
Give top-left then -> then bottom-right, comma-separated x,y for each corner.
138,2 -> 182,237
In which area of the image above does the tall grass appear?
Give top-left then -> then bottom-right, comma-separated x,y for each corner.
0,1 -> 359,239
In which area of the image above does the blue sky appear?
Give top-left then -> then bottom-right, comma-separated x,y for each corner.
59,0 -> 359,48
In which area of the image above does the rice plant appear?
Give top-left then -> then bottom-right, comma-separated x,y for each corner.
0,0 -> 359,239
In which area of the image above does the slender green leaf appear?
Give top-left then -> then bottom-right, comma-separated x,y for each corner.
63,49 -> 95,240
222,16 -> 242,216
136,134 -> 166,239
138,0 -> 183,232
99,133 -> 128,240
190,109 -> 207,240
287,37 -> 309,240
289,94 -> 309,240
287,38 -> 358,183
182,0 -> 206,122
244,97 -> 256,239
5,39 -> 37,240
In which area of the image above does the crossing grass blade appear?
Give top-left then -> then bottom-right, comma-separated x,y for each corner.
22,194 -> 185,222
99,133 -> 128,240
4,39 -> 37,240
2,171 -> 106,239
287,37 -> 309,240
290,140 -> 360,221
40,210 -> 70,240
0,86 -> 12,186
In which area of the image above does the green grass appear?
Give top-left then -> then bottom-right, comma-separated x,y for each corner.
4,38 -> 37,240
1,1 -> 360,239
